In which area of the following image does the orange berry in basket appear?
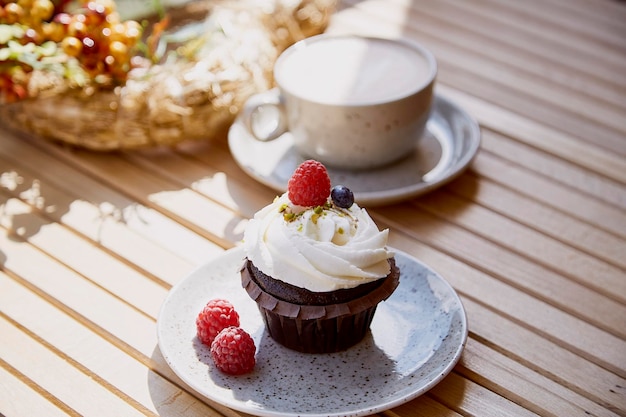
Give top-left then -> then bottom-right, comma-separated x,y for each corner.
123,20 -> 142,43
23,28 -> 43,44
68,19 -> 88,38
42,22 -> 65,43
108,40 -> 128,62
105,11 -> 121,26
95,0 -> 116,16
108,22 -> 126,42
62,36 -> 83,57
86,1 -> 107,17
3,3 -> 24,24
53,12 -> 72,26
31,0 -> 55,22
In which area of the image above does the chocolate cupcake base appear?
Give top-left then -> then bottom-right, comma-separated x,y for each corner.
241,258 -> 400,353
259,304 -> 379,353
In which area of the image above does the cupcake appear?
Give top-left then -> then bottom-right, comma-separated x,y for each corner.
241,160 -> 399,353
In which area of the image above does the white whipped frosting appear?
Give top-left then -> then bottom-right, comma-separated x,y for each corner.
243,193 -> 393,292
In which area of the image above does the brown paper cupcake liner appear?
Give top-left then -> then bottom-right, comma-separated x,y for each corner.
241,258 -> 400,320
258,306 -> 378,353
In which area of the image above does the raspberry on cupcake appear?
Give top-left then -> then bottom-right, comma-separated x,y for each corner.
287,159 -> 331,207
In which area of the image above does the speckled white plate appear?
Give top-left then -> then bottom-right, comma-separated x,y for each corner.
228,92 -> 480,206
157,247 -> 467,417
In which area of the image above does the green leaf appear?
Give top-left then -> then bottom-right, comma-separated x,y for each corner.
0,47 -> 11,61
0,24 -> 25,45
39,41 -> 58,57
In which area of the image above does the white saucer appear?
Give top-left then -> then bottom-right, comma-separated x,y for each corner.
157,247 -> 468,417
228,92 -> 481,206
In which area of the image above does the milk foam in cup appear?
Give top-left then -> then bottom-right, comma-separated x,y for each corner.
242,35 -> 437,170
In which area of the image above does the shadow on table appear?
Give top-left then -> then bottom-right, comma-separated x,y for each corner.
147,342 -> 249,416
0,172 -> 78,241
0,128 -> 264,266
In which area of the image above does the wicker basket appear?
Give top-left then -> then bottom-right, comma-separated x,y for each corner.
0,0 -> 335,150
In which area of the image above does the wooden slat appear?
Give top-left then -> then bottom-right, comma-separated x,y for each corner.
380,219 -> 626,385
0,195 -> 167,318
413,191 -> 626,304
174,141 -> 280,217
0,314 -> 146,417
0,272 -> 231,417
542,0 -> 626,30
460,296 -> 626,412
458,339 -> 622,417
443,0 -> 626,67
0,233 -> 241,417
0,169 -> 191,288
0,140 -> 223,284
429,373 -> 540,417
439,87 -> 626,190
14,137 -> 247,250
469,152 -> 626,239
446,173 -> 626,270
382,397 -> 463,417
0,228 -> 158,357
386,225 -> 626,412
427,0 -> 626,90
445,93 -> 626,195
376,204 -> 626,340
124,147 -> 271,219
445,77 -> 624,159
0,131 -> 229,259
381,226 -> 626,409
476,0 -> 626,53
0,362 -> 72,417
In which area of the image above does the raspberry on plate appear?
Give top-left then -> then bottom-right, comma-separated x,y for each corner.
287,159 -> 331,207
210,326 -> 256,375
196,299 -> 240,346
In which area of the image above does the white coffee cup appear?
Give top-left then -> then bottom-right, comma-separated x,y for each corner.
241,34 -> 437,170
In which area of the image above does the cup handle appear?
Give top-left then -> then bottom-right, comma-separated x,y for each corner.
241,88 -> 287,142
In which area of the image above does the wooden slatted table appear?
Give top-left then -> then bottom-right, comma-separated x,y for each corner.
1,0 -> 625,416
